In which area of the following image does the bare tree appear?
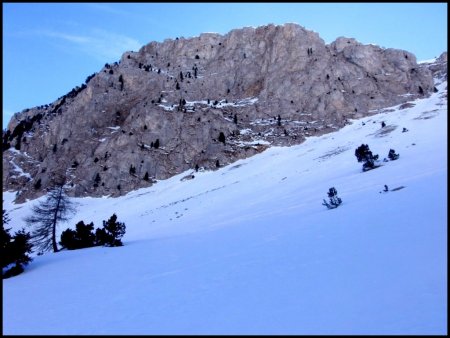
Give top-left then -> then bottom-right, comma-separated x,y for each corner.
25,179 -> 76,253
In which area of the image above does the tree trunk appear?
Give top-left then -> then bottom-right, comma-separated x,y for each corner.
51,186 -> 63,252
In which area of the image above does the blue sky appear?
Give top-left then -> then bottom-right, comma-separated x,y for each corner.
3,3 -> 447,127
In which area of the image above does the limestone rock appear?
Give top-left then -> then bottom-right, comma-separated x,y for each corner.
2,23 -> 442,203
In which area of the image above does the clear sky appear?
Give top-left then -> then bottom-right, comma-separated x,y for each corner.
2,2 -> 447,127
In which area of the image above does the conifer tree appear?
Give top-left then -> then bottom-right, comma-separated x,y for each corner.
95,214 -> 126,247
355,144 -> 379,171
60,221 -> 95,250
218,132 -> 226,144
388,149 -> 400,160
322,187 -> 342,209
2,209 -> 33,278
25,179 -> 76,253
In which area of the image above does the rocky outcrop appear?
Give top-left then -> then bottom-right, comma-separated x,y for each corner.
3,23 -> 440,202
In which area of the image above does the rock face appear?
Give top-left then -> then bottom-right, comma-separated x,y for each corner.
3,23 -> 441,202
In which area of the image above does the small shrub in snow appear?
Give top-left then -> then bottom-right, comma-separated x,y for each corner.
60,221 -> 96,250
355,144 -> 379,171
2,210 -> 33,278
388,149 -> 400,161
95,214 -> 126,247
322,187 -> 342,209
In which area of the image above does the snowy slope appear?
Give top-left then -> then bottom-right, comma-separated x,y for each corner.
3,80 -> 447,335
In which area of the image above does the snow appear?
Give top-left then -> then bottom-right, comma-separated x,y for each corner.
2,80 -> 447,334
158,97 -> 258,112
418,58 -> 437,64
9,160 -> 32,179
158,104 -> 175,111
236,139 -> 270,147
106,126 -> 120,133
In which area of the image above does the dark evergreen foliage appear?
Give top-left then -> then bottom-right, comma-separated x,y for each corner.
355,144 -> 379,171
93,173 -> 101,188
154,139 -> 160,149
85,73 -> 96,84
5,113 -> 44,151
60,221 -> 96,250
34,178 -> 42,190
388,149 -> 400,160
2,209 -> 33,278
95,214 -> 126,247
218,132 -> 226,144
322,187 -> 342,209
119,75 -> 124,91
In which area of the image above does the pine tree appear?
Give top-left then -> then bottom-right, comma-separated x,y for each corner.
355,144 -> 379,171
94,173 -> 101,187
218,132 -> 226,144
59,221 -> 95,250
322,187 -> 342,209
95,214 -> 126,247
34,178 -> 42,190
25,180 -> 76,253
388,149 -> 400,160
2,209 -> 33,278
118,75 -> 124,91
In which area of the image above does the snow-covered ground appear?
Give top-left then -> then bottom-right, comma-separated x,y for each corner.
3,81 -> 447,334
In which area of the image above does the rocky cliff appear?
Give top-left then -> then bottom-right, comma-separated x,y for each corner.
3,23 -> 442,202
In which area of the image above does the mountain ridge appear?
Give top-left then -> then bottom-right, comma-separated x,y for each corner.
2,23 -> 444,203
